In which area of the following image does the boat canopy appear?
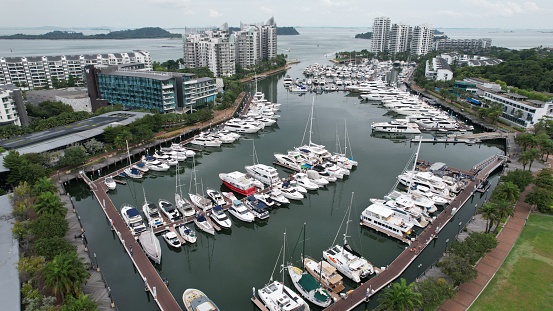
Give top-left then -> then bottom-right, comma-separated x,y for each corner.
298,274 -> 320,292
213,205 -> 223,212
125,208 -> 139,217
197,215 -> 206,222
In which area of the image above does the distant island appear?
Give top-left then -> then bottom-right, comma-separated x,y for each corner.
354,32 -> 373,39
0,27 -> 182,39
228,26 -> 299,35
434,29 -> 444,35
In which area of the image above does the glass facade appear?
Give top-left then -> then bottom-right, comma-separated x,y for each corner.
97,74 -> 176,112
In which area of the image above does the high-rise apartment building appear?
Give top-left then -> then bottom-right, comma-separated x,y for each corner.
388,23 -> 410,53
0,51 -> 151,90
183,25 -> 236,77
0,84 -> 28,126
371,17 -> 391,53
234,18 -> 277,68
409,25 -> 434,56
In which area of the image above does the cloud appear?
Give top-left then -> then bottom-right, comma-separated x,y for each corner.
261,6 -> 274,13
209,9 -> 223,18
468,0 -> 540,17
147,0 -> 190,8
320,0 -> 348,8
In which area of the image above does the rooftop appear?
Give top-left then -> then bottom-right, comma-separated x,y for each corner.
102,70 -> 183,81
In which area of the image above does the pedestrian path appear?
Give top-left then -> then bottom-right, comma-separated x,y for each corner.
438,184 -> 532,311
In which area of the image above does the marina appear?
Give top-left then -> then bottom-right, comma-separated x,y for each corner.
65,30 -> 507,310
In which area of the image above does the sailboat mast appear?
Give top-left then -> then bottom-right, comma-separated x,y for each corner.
408,141 -> 422,194
344,119 -> 348,156
302,223 -> 306,262
282,231 -> 286,294
309,97 -> 314,145
126,140 -> 131,166
343,192 -> 354,247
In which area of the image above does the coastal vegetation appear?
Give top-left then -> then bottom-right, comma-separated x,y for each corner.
228,26 -> 299,35
335,49 -> 412,62
354,31 -> 372,39
471,213 -> 553,310
0,27 -> 181,40
377,278 -> 422,311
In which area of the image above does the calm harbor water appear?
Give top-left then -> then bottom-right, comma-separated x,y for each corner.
66,69 -> 504,311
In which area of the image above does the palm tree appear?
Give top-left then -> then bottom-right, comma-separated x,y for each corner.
62,294 -> 97,311
518,151 -> 533,170
515,133 -> 537,152
33,177 -> 57,196
527,148 -> 541,171
492,199 -> 515,232
493,181 -> 521,204
377,278 -> 422,311
44,252 -> 90,302
478,202 -> 498,233
34,191 -> 67,218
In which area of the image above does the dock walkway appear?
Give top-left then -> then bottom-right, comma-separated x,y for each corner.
80,172 -> 182,311
321,158 -> 505,311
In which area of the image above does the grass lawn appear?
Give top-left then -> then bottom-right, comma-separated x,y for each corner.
471,214 -> 553,311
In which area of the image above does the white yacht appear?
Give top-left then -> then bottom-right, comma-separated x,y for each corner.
104,176 -> 116,191
189,193 -> 213,212
159,199 -> 180,222
206,188 -> 226,206
190,133 -> 222,147
162,231 -> 182,248
121,204 -> 147,235
210,205 -> 232,229
288,266 -> 333,308
245,163 -> 281,186
267,188 -> 290,205
194,214 -> 215,235
283,76 -> 294,87
228,200 -> 255,223
293,172 -> 319,190
142,201 -> 164,228
182,289 -> 220,311
398,171 -> 451,198
123,167 -> 143,179
142,156 -> 170,172
223,119 -> 260,133
244,196 -> 271,220
219,171 -> 258,196
360,202 -> 415,243
276,182 -> 304,201
176,224 -> 197,243
371,119 -> 421,134
273,153 -> 302,171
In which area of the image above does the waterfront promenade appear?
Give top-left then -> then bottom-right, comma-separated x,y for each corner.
322,158 -> 503,311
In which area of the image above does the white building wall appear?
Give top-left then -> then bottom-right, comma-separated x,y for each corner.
371,17 -> 391,52
0,88 -> 21,126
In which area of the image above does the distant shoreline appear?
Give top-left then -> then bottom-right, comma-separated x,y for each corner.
0,27 -> 181,40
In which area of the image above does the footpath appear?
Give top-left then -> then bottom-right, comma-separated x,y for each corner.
436,153 -> 551,310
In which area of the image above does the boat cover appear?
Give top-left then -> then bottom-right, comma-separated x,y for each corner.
125,208 -> 139,217
298,274 -> 320,292
213,205 -> 223,212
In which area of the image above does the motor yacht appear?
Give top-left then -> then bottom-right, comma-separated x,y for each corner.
190,133 -> 222,147
228,200 -> 255,223
360,202 -> 415,243
293,172 -> 319,190
176,224 -> 197,243
223,119 -> 260,133
142,201 -> 164,228
142,156 -> 170,172
244,196 -> 270,220
210,205 -> 232,229
162,231 -> 182,248
123,167 -> 143,179
245,163 -> 281,186
371,119 -> 421,134
194,214 -> 215,235
206,188 -> 226,206
159,199 -> 180,221
104,176 -> 116,191
266,188 -> 290,205
121,204 -> 147,235
273,153 -> 302,171
219,171 -> 258,196
182,289 -> 220,311
276,182 -> 304,200
304,256 -> 345,294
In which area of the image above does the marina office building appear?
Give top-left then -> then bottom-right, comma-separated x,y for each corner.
86,64 -> 217,113
425,57 -> 453,81
0,50 -> 152,90
482,89 -> 553,128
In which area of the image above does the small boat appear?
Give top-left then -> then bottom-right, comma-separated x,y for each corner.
123,167 -> 143,179
267,188 -> 290,205
159,199 -> 180,222
142,201 -> 164,228
194,214 -> 215,235
138,229 -> 161,264
162,157 -> 178,166
190,133 -> 222,147
210,205 -> 232,229
182,288 -> 220,311
189,193 -> 213,212
132,162 -> 149,172
293,172 -> 320,190
288,266 -> 333,307
228,200 -> 255,223
121,204 -> 147,235
304,256 -> 345,294
142,155 -> 170,171
206,188 -> 226,206
277,182 -> 304,200
162,230 -> 182,248
176,224 -> 197,243
104,176 -> 116,191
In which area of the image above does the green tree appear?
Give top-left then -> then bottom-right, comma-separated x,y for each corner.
526,148 -> 541,170
21,282 -> 57,311
43,252 -> 90,301
492,181 -> 521,204
438,255 -> 477,286
478,202 -> 498,233
34,192 -> 67,218
518,151 -> 533,170
83,138 -> 105,155
62,294 -> 98,311
515,133 -> 537,152
525,186 -> 553,213
534,168 -> 553,190
18,256 -> 46,284
33,177 -> 57,197
499,169 -> 534,192
10,181 -> 35,221
35,237 -> 76,261
414,277 -> 456,311
60,146 -> 88,167
32,213 -> 68,239
377,278 -> 423,311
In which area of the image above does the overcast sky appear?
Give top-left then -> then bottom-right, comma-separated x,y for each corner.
3,0 -> 552,29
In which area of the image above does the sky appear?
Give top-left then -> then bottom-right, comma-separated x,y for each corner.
2,0 -> 553,30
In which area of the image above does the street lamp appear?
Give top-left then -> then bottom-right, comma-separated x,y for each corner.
94,253 -> 100,272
